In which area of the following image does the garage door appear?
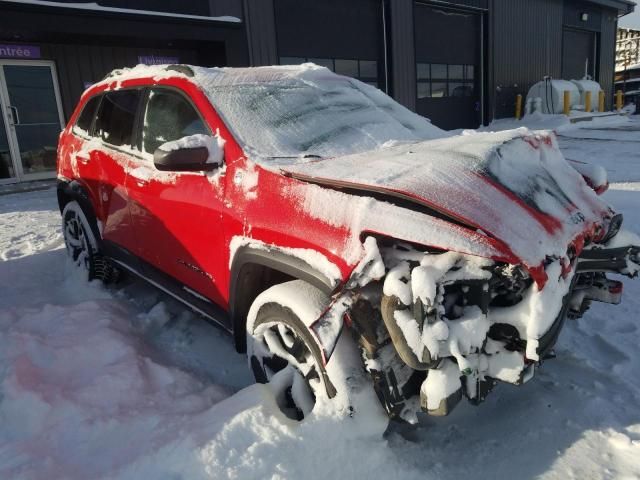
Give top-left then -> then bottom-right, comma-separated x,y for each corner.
562,28 -> 597,80
274,0 -> 385,90
414,4 -> 481,130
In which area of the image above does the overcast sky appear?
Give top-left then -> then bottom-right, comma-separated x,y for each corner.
620,6 -> 640,29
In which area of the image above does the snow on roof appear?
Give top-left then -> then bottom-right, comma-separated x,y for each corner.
0,0 -> 241,23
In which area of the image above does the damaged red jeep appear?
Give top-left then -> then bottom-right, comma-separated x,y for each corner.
57,64 -> 640,423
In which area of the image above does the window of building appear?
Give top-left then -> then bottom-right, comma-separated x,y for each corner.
73,94 -> 101,136
279,56 -> 379,88
142,89 -> 209,154
416,63 -> 475,99
94,90 -> 141,147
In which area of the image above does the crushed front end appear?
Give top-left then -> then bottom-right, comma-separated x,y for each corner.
345,230 -> 640,422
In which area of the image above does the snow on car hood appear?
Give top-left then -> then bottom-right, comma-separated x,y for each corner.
282,128 -> 612,267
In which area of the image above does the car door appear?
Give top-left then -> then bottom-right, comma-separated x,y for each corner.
91,88 -> 144,262
67,94 -> 103,211
125,86 -> 228,311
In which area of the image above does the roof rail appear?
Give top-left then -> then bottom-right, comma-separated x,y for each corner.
100,64 -> 195,82
165,64 -> 195,77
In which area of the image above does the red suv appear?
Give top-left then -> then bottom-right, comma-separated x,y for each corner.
57,64 -> 639,423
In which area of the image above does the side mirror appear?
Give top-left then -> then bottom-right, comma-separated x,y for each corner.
154,146 -> 214,172
153,134 -> 224,172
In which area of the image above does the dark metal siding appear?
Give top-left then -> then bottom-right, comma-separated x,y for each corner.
209,0 -> 244,18
389,0 -> 417,109
599,8 -> 618,109
0,4 -> 247,119
564,0 -> 603,31
39,43 -> 199,120
489,0 -> 563,119
273,0 -> 382,60
242,0 -> 278,66
422,0 -> 487,9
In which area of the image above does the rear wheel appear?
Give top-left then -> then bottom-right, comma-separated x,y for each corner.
62,201 -> 119,283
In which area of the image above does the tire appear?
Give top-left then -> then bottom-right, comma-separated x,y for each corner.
248,297 -> 329,421
61,200 -> 119,284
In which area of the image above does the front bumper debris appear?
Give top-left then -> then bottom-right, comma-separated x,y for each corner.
372,239 -> 640,419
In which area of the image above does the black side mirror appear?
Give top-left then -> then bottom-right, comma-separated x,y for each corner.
153,146 -> 214,172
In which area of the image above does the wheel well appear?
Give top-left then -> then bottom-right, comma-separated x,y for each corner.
231,262 -> 294,353
229,246 -> 338,353
57,186 -> 72,214
57,181 -> 102,246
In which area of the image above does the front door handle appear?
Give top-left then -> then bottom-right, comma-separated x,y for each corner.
76,154 -> 90,165
7,106 -> 19,126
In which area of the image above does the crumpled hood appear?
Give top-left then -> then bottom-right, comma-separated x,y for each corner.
281,128 -> 612,267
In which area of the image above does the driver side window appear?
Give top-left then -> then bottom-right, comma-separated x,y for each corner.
142,89 -> 210,154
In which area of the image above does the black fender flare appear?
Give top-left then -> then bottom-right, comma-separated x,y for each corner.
56,179 -> 102,247
229,244 -> 339,352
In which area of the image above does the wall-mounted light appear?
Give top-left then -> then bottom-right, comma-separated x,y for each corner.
581,12 -> 589,22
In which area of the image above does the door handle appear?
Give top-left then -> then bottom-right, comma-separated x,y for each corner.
7,106 -> 19,126
76,154 -> 90,165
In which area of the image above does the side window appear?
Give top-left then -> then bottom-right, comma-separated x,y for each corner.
73,95 -> 101,136
142,89 -> 210,154
94,90 -> 141,147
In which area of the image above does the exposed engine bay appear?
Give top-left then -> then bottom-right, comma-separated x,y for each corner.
339,233 -> 640,423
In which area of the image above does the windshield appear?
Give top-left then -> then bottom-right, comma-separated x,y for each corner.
194,65 -> 445,162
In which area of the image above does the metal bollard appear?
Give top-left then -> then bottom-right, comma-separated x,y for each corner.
585,91 -> 592,113
515,94 -> 523,120
616,90 -> 624,111
598,90 -> 605,112
563,91 -> 571,116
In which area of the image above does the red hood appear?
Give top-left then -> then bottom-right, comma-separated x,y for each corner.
281,129 -> 612,268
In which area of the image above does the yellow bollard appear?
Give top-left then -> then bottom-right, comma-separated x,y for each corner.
585,91 -> 592,113
598,90 -> 605,112
515,94 -> 523,120
616,90 -> 624,111
563,91 -> 571,116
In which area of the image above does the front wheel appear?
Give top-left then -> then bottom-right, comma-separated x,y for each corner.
247,280 -> 388,430
247,293 -> 329,421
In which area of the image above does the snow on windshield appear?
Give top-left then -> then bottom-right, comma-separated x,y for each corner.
193,64 -> 445,162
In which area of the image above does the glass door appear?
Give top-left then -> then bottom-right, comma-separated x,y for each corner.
0,61 -> 65,183
0,104 -> 14,182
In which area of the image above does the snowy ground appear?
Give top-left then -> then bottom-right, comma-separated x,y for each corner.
1,117 -> 640,479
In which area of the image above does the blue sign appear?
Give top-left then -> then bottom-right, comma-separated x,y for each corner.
138,55 -> 179,65
0,44 -> 41,59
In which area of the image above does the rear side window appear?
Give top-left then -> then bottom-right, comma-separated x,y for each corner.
94,90 -> 141,147
142,89 -> 209,154
73,95 -> 101,136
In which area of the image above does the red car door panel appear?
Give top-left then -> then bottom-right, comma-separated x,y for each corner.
125,86 -> 228,310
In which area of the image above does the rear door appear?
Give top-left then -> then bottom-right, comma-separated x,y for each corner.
91,88 -> 144,261
125,86 -> 229,310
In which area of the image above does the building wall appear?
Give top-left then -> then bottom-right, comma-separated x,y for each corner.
40,44 -> 201,119
489,0 -> 564,119
389,0 -> 416,109
243,0 -> 278,66
599,10 -> 619,109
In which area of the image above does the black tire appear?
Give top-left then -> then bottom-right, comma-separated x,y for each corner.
247,282 -> 336,421
61,200 -> 119,284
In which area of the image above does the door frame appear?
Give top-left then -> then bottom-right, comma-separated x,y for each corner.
0,59 -> 65,184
